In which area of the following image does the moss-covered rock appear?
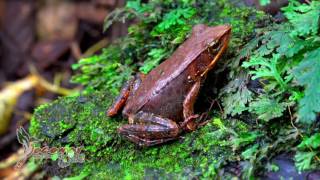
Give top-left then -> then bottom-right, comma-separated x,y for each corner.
30,91 -> 249,179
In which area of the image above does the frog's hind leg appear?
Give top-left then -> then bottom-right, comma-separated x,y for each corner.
107,74 -> 145,117
118,111 -> 180,146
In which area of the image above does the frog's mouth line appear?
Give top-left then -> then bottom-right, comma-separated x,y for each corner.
201,31 -> 230,77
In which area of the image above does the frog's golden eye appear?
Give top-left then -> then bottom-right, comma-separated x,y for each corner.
208,40 -> 218,47
207,40 -> 222,56
209,40 -> 222,51
210,40 -> 221,51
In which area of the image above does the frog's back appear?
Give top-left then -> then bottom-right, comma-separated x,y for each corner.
123,32 -> 210,116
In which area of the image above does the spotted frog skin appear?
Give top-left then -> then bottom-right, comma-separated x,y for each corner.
107,24 -> 231,146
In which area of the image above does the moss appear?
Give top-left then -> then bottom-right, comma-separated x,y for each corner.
29,90 -> 249,179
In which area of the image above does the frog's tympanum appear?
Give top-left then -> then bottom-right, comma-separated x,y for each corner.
107,24 -> 231,146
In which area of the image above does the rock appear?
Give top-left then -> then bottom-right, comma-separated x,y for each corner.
30,91 -> 247,178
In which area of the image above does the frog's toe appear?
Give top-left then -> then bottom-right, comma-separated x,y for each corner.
123,134 -> 177,147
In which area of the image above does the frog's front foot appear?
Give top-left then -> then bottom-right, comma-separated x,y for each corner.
179,114 -> 199,132
118,111 -> 180,147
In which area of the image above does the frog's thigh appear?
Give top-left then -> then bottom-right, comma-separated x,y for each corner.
119,112 -> 180,139
132,111 -> 179,127
183,80 -> 201,119
107,74 -> 145,117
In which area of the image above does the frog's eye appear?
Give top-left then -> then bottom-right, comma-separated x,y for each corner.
207,40 -> 221,56
208,40 -> 218,47
210,40 -> 221,51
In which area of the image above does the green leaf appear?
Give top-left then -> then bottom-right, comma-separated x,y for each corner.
151,7 -> 196,36
212,118 -> 226,130
298,133 -> 320,150
232,131 -> 261,149
51,152 -> 59,161
221,71 -> 253,116
293,48 -> 320,123
71,45 -> 134,94
63,171 -> 89,180
282,1 -> 320,36
248,95 -> 286,122
294,151 -> 317,171
266,163 -> 280,172
242,54 -> 287,90
242,144 -> 259,160
126,1 -> 141,11
259,0 -> 271,6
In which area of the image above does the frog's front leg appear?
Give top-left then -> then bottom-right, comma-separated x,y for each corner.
181,81 -> 201,131
118,111 -> 180,146
107,74 -> 145,117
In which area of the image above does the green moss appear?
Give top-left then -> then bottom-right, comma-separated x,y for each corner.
29,90 -> 249,178
29,103 -> 49,137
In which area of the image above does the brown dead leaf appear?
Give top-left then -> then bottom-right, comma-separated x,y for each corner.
0,1 -> 5,27
2,1 -> 35,52
0,1 -> 35,78
0,75 -> 39,135
36,2 -> 78,41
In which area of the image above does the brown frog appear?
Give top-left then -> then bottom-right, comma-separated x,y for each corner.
107,24 -> 231,146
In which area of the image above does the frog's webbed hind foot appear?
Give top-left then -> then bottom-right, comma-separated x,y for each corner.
118,112 -> 180,146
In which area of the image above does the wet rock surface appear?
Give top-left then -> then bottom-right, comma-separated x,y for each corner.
263,154 -> 320,180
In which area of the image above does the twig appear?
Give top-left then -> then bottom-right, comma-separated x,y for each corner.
215,99 -> 224,115
28,64 -> 78,96
83,38 -> 108,58
288,106 -> 299,133
70,42 -> 83,60
202,99 -> 216,121
288,106 -> 320,162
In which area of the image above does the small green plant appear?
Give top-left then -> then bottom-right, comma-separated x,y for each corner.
295,133 -> 320,171
219,0 -> 320,174
293,48 -> 320,123
225,0 -> 320,124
